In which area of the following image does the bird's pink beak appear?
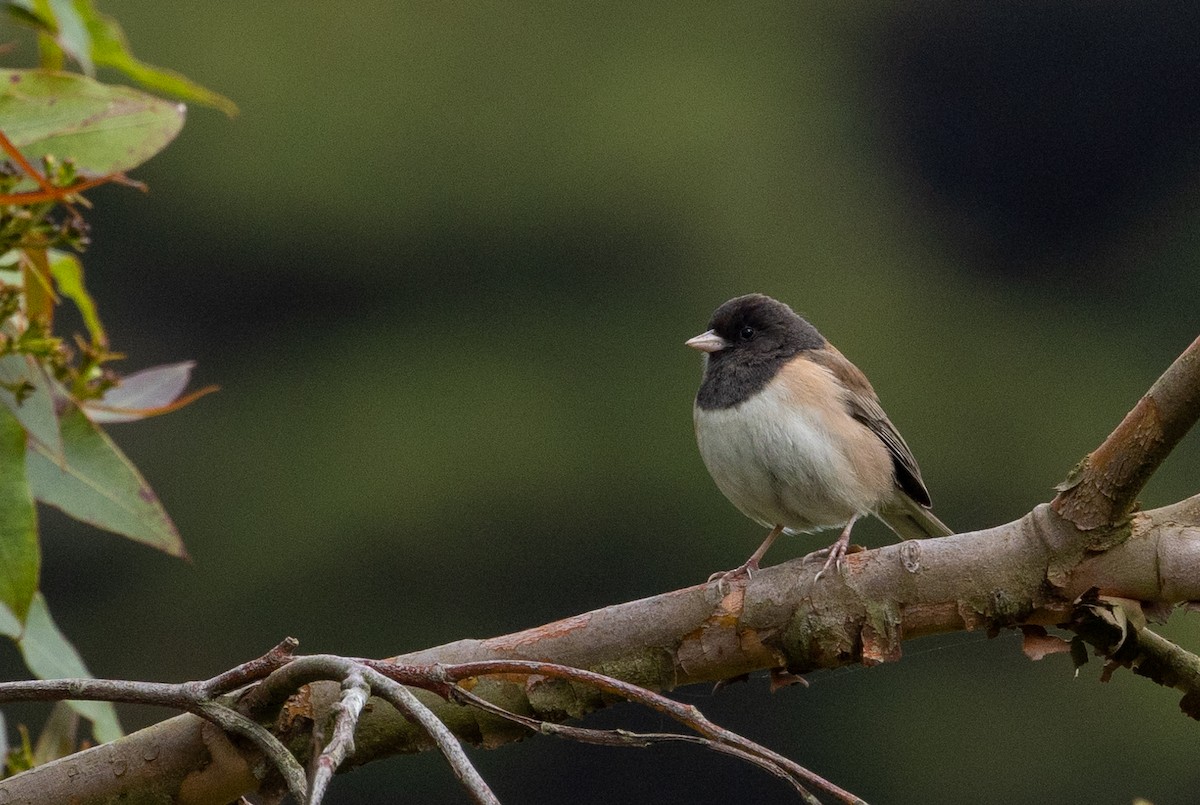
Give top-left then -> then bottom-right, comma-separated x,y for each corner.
685,329 -> 728,353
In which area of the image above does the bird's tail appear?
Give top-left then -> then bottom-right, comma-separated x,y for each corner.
878,495 -> 954,541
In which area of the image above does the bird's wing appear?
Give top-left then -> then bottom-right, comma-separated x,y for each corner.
807,346 -> 933,508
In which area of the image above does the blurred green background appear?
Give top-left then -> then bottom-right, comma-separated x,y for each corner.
5,2 -> 1200,803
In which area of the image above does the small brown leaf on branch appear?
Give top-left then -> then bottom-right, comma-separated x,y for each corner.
1020,626 -> 1072,661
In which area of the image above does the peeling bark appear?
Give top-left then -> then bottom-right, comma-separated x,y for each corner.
1052,334 -> 1200,531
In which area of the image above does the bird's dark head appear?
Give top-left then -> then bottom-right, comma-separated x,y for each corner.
687,294 -> 827,409
686,294 -> 824,360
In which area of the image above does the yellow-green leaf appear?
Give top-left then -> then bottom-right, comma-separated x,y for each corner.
47,248 -> 104,346
78,0 -> 237,116
0,406 -> 39,624
0,68 -> 186,186
6,1 -> 235,115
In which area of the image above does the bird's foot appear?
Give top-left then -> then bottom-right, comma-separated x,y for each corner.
707,561 -> 758,596
813,516 -> 863,581
813,537 -> 855,581
813,548 -> 844,582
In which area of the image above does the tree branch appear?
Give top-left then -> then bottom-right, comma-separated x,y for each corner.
1052,333 -> 1200,531
1065,591 -> 1200,718
4,333 -> 1200,803
6,498 -> 1199,804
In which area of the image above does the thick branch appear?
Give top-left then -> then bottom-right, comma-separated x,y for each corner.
9,337 -> 1200,803
1052,333 -> 1200,530
9,498 -> 1200,804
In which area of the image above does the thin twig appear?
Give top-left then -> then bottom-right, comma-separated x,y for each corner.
307,670 -> 369,805
196,701 -> 307,803
204,637 -> 299,696
366,659 -> 864,805
246,656 -> 500,805
448,681 -> 820,804
359,666 -> 501,805
0,129 -> 56,194
1134,628 -> 1200,719
0,641 -> 311,801
1066,595 -> 1200,720
0,641 -> 300,708
0,678 -> 186,706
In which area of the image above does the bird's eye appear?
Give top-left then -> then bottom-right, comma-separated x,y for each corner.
738,326 -> 755,341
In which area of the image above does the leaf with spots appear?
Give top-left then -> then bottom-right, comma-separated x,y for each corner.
0,68 -> 186,190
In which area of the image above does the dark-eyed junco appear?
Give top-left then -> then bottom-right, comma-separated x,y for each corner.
686,293 -> 951,580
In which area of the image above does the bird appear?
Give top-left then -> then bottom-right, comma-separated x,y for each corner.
686,293 -> 952,581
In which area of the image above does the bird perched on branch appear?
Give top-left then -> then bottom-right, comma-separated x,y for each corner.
686,293 -> 952,581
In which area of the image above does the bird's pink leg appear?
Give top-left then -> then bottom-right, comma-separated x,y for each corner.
815,514 -> 859,580
709,524 -> 785,585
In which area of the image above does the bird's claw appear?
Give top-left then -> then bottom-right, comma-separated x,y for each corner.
813,552 -> 843,581
813,543 -> 851,582
708,563 -> 755,596
813,519 -> 857,581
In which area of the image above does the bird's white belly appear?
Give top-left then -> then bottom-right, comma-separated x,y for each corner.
695,382 -> 880,533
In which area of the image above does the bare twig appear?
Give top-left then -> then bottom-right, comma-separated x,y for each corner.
195,702 -> 307,803
369,659 -> 864,805
0,647 -> 837,805
1134,629 -> 1200,719
0,639 -> 298,711
1066,593 -> 1200,719
203,637 -> 300,696
307,670 -> 369,805
245,655 -> 500,805
358,666 -> 500,805
0,641 -> 310,802
447,681 -> 823,804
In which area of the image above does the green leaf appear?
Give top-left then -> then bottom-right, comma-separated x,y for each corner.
0,353 -> 63,458
32,701 -> 78,765
0,68 -> 186,184
46,248 -> 105,347
26,405 -> 185,557
0,406 -> 39,623
5,1 -> 53,31
8,1 -> 82,72
27,0 -> 64,70
0,600 -> 22,639
47,0 -> 93,74
76,0 -> 238,117
19,593 -> 123,743
5,2 -> 236,115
